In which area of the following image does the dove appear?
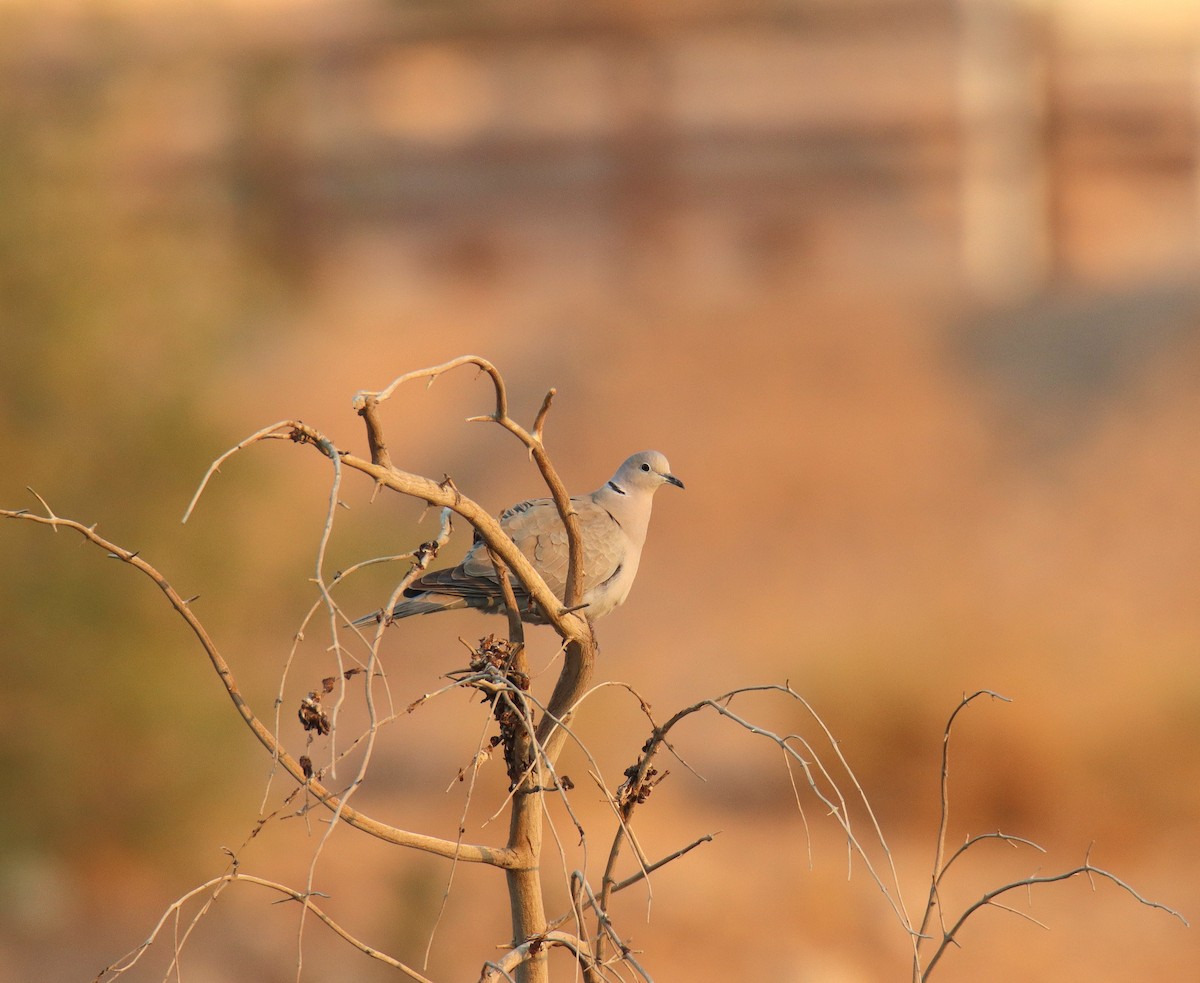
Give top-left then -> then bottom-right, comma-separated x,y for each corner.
357,451 -> 682,626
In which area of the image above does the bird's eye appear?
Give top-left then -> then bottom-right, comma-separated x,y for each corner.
640,463 -> 651,472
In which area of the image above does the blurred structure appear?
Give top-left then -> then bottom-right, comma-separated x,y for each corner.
3,0 -> 1197,312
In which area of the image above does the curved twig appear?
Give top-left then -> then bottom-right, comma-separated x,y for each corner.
478,930 -> 598,983
938,831 -> 1045,887
913,690 -> 1012,978
181,420 -> 294,523
95,872 -> 435,983
923,859 -> 1188,978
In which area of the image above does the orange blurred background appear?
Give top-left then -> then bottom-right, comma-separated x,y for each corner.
2,1 -> 1199,980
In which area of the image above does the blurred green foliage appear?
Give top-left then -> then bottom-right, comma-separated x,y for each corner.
0,8 -> 292,867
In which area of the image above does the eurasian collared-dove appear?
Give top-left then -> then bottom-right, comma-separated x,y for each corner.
358,451 -> 683,626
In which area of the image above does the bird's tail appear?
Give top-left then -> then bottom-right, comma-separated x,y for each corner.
350,593 -> 470,627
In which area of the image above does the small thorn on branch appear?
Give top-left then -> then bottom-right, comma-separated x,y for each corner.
26,487 -> 58,524
438,475 -> 462,505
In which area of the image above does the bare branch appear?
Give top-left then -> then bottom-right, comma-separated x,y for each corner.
357,354 -> 509,417
27,486 -> 59,524
0,507 -> 517,868
95,872 -> 435,983
923,860 -> 1188,978
913,690 -> 1012,979
922,695 -> 1012,914
592,682 -> 919,953
348,507 -> 455,642
181,420 -> 294,523
572,877 -> 655,982
908,692 -> 1184,982
488,547 -> 527,654
478,931 -> 597,983
531,389 -> 556,445
290,428 -> 392,971
938,831 -> 1045,887
355,391 -> 393,470
610,833 -> 718,894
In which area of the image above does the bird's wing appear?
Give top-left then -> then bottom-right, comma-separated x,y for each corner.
455,495 -> 626,600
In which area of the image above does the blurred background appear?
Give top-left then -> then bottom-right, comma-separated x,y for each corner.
2,0 -> 1199,980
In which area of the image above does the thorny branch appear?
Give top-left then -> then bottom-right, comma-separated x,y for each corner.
922,850 -> 1188,979
587,680 -> 915,968
916,689 -> 1012,952
907,693 -> 1188,980
95,871 -> 435,983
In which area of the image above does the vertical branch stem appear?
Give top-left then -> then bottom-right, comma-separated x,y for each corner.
915,690 -> 1010,981
505,805 -> 549,983
505,634 -> 596,983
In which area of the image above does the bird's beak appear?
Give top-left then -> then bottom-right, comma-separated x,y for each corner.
665,473 -> 684,490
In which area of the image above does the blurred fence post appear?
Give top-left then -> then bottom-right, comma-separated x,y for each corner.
956,0 -> 1052,300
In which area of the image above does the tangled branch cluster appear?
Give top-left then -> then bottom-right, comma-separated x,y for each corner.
453,634 -> 534,790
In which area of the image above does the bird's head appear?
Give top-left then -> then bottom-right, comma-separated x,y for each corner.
615,451 -> 684,493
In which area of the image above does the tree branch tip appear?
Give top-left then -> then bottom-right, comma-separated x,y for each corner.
963,688 -> 1012,706
26,486 -> 56,516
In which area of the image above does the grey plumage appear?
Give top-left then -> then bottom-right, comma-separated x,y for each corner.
356,451 -> 682,626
